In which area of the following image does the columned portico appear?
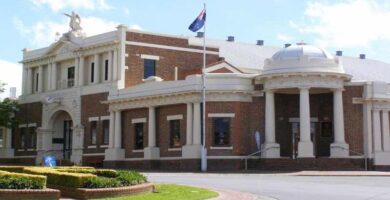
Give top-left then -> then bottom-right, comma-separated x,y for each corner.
144,106 -> 160,159
262,90 -> 280,158
298,87 -> 314,158
382,110 -> 390,151
331,88 -> 349,157
105,110 -> 125,160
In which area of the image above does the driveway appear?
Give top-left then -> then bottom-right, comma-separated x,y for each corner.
145,172 -> 390,200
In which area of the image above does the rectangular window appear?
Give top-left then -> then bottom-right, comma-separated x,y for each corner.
104,59 -> 109,81
20,128 -> 26,149
35,73 -> 39,92
0,128 -> 3,148
67,66 -> 75,88
102,120 -> 109,145
28,127 -> 36,148
134,123 -> 144,150
90,121 -> 97,145
143,59 -> 156,79
90,62 -> 95,83
213,118 -> 231,146
170,120 -> 181,148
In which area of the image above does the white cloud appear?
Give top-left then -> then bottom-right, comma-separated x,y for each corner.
276,33 -> 293,43
31,0 -> 112,11
291,0 -> 390,48
14,16 -> 142,48
0,60 -> 22,100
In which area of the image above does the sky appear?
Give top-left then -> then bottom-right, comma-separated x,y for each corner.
1,0 -> 390,99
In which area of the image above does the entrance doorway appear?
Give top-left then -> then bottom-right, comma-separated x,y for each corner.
63,120 -> 73,159
50,110 -> 73,160
289,120 -> 318,158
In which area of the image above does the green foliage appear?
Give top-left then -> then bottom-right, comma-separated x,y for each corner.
116,170 -> 147,186
83,177 -> 121,188
55,168 -> 119,178
0,98 -> 18,128
23,167 -> 96,188
0,170 -> 46,189
0,166 -> 26,173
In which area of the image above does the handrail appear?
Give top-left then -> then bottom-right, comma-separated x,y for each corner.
242,147 -> 279,171
333,146 -> 368,171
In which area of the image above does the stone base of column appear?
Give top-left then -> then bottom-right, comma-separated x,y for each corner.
0,148 -> 14,158
330,143 -> 349,158
144,147 -> 160,159
70,149 -> 83,165
298,141 -> 314,158
261,143 -> 280,158
104,148 -> 125,161
182,145 -> 202,158
35,150 -> 44,165
374,151 -> 390,165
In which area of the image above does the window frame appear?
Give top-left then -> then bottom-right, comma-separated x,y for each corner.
104,59 -> 109,81
212,117 -> 231,147
90,62 -> 95,83
90,121 -> 97,145
143,59 -> 156,79
134,123 -> 144,150
169,120 -> 181,148
102,120 -> 109,145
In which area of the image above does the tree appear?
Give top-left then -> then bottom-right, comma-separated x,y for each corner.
0,81 -> 18,128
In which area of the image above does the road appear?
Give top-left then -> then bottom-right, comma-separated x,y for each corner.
146,172 -> 390,200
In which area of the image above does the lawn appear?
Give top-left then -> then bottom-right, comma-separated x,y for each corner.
95,184 -> 219,200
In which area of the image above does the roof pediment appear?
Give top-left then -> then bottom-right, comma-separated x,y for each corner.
206,61 -> 243,73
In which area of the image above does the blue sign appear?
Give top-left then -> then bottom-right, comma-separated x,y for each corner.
43,155 -> 57,167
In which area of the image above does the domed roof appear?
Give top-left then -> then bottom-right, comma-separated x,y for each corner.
262,43 -> 346,75
271,44 -> 333,60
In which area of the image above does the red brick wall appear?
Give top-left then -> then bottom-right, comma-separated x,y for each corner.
343,86 -> 364,155
81,93 -> 109,155
125,32 -> 220,87
13,102 -> 42,156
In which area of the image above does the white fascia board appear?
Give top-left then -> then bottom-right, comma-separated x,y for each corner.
140,54 -> 160,60
131,118 -> 147,124
88,117 -> 99,122
208,113 -> 235,118
100,116 -> 110,121
167,115 -> 183,121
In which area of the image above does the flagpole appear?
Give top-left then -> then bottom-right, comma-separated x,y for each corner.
201,2 -> 207,172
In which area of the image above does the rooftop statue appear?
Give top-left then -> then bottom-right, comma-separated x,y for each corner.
63,11 -> 82,33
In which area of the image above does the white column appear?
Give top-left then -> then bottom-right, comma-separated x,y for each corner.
47,63 -> 52,91
94,54 -> 100,84
114,111 -> 122,148
382,110 -> 390,151
373,109 -> 382,152
148,107 -> 156,147
78,56 -> 84,86
112,49 -> 118,81
51,63 -> 57,90
331,88 -> 349,157
298,87 -> 314,158
262,90 -> 280,158
37,66 -> 43,93
186,103 -> 193,145
109,111 -> 115,148
108,51 -> 113,81
22,67 -> 27,94
74,57 -> 79,87
193,102 -> 201,145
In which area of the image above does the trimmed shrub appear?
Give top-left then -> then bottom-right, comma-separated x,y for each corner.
23,167 -> 96,188
55,168 -> 118,178
0,170 -> 46,189
95,169 -> 118,178
83,177 -> 121,188
116,170 -> 147,186
0,166 -> 26,173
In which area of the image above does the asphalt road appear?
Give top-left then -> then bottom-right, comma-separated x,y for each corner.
145,172 -> 390,200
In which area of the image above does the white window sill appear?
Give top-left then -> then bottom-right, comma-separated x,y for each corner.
132,149 -> 144,153
210,146 -> 233,150
168,148 -> 182,151
100,145 -> 109,148
87,145 -> 97,149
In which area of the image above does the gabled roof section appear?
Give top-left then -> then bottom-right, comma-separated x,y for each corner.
205,60 -> 243,73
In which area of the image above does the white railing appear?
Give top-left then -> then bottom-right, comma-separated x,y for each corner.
242,146 -> 279,171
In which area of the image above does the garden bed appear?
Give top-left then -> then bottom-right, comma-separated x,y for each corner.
0,188 -> 60,200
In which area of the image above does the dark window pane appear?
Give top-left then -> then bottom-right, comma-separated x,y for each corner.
143,59 -> 156,79
103,120 -> 109,145
104,60 -> 109,81
90,63 -> 95,83
213,118 -> 230,146
134,123 -> 144,150
67,67 -> 75,87
170,120 -> 181,148
35,73 -> 39,92
20,128 -> 26,149
28,127 -> 36,148
90,121 -> 97,145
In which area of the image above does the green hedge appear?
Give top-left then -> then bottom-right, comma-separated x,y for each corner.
0,170 -> 46,189
116,170 -> 147,186
83,177 -> 121,188
55,168 -> 118,178
23,167 -> 96,188
0,166 -> 26,173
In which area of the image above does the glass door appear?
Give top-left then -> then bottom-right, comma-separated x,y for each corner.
63,120 -> 73,159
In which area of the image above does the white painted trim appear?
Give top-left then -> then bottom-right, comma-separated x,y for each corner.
208,113 -> 235,118
13,155 -> 36,158
100,145 -> 109,148
167,115 -> 183,121
159,157 -> 182,160
19,123 -> 38,128
288,117 -> 319,123
100,116 -> 110,121
140,54 -> 160,60
206,62 -> 242,73
19,124 -> 27,128
131,118 -> 147,124
168,148 -> 182,151
132,149 -> 144,153
88,117 -> 99,122
83,153 -> 105,156
26,148 -> 36,151
124,157 -> 144,161
126,41 -> 219,55
87,145 -> 97,148
17,149 -> 25,152
210,146 -> 233,150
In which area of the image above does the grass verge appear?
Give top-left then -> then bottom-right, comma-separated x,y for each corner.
94,184 -> 218,200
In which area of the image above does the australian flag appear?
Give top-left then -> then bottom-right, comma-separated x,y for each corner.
188,9 -> 206,32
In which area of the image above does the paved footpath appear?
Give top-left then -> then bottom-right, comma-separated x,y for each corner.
212,189 -> 276,200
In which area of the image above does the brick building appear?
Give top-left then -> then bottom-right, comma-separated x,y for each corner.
1,18 -> 390,171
